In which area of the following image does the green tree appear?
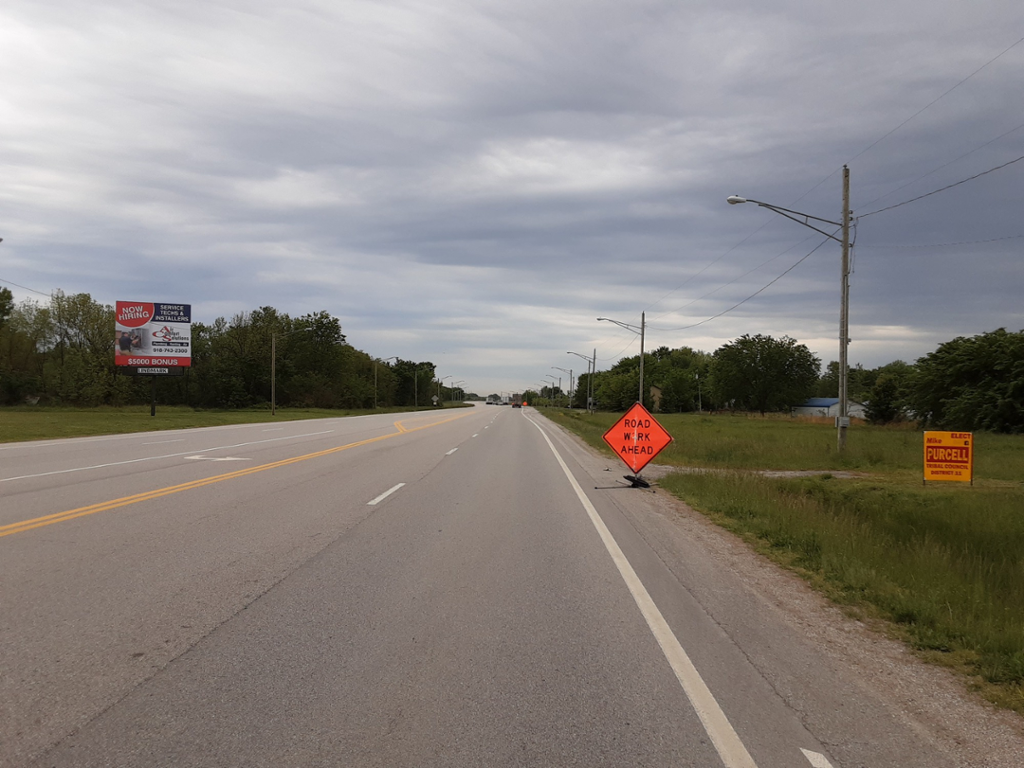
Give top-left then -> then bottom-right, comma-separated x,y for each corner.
711,334 -> 820,415
864,361 -> 913,424
0,287 -> 13,329
0,298 -> 50,404
646,346 -> 712,412
906,328 -> 1024,433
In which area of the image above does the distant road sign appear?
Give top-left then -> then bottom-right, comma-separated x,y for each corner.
924,431 -> 973,484
602,403 -> 672,474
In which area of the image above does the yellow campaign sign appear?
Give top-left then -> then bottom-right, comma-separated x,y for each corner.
923,431 -> 973,484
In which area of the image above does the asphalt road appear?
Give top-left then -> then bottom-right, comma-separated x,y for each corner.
0,404 -> 971,766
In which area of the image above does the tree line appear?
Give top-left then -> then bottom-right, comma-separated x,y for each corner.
540,329 -> 1023,434
3,288 -> 1020,432
0,290 -> 450,410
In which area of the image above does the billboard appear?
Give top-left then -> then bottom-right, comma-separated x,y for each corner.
115,301 -> 191,368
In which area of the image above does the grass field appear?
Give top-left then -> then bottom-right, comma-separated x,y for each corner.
544,408 -> 1024,712
0,404 -> 467,443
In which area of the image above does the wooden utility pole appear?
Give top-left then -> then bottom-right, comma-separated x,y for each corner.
838,165 -> 851,452
638,312 -> 646,406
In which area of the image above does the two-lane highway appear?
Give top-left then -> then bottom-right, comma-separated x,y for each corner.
0,405 -> 986,766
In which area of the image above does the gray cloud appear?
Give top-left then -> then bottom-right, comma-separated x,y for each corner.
2,0 -> 1022,393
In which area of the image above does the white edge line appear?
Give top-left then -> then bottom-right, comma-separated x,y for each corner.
445,448 -> 458,455
800,749 -> 834,768
367,483 -> 405,506
527,415 -> 758,768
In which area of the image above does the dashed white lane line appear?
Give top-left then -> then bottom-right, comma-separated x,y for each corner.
367,483 -> 406,506
472,434 -> 479,438
141,439 -> 185,445
445,448 -> 458,456
800,749 -> 834,767
528,415 -> 758,768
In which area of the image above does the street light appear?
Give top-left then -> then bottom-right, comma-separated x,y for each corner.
544,373 -> 562,406
598,312 -> 646,407
568,350 -> 596,412
553,366 -> 572,409
544,374 -> 558,406
438,375 -> 452,404
271,326 -> 314,416
375,356 -> 399,409
727,165 -> 852,451
452,380 -> 465,402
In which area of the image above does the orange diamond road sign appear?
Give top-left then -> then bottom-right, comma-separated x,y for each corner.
603,403 -> 673,474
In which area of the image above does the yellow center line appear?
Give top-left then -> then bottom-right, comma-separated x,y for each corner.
1,410 -> 475,539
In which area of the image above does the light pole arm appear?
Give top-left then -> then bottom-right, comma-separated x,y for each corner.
596,317 -> 642,334
728,196 -> 842,242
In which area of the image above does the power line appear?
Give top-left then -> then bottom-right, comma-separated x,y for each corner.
657,231 -> 820,319
859,153 -> 1024,218
653,234 -> 836,333
644,218 -> 777,323
859,119 -> 1024,212
788,36 -> 1024,215
0,277 -> 51,297
859,233 -> 1024,249
848,34 -> 1024,167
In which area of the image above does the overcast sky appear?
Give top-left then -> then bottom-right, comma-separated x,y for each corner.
2,1 -> 1022,395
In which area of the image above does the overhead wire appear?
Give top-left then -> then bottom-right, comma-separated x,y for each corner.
847,34 -> 1024,168
859,233 -> 1024,249
0,277 -> 51,297
652,231 -> 820,321
857,119 -> 1024,212
654,231 -> 838,333
859,153 -> 1024,218
645,37 -> 1023,328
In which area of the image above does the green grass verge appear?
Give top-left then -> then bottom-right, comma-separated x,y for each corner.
543,408 -> 1024,712
544,409 -> 1023,482
0,404 -> 470,443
